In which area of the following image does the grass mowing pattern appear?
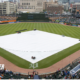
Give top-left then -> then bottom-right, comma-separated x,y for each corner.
37,43 -> 80,68
0,22 -> 80,69
0,48 -> 31,69
0,23 -> 80,39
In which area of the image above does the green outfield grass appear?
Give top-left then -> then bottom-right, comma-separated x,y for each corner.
0,22 -> 80,69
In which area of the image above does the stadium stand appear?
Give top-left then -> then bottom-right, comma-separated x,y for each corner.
70,64 -> 80,75
0,69 -> 27,79
0,15 -> 18,24
39,57 -> 80,79
55,17 -> 80,24
0,15 -> 18,23
0,57 -> 80,79
0,18 -> 9,21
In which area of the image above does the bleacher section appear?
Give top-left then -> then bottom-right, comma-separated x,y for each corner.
0,16 -> 17,20
0,57 -> 80,79
70,64 -> 80,75
0,15 -> 18,23
49,16 -> 65,22
0,18 -> 9,21
55,17 -> 80,24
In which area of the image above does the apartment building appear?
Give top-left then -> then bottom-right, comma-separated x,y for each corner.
46,5 -> 64,14
17,0 -> 43,13
71,3 -> 80,14
0,1 -> 17,15
43,0 -> 59,10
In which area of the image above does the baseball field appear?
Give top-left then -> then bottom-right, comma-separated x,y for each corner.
0,22 -> 80,69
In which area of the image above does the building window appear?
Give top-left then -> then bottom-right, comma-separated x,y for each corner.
22,3 -> 23,5
28,3 -> 30,5
3,8 -> 6,9
22,3 -> 30,5
37,2 -> 42,6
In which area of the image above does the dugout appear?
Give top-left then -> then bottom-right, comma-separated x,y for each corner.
17,13 -> 49,21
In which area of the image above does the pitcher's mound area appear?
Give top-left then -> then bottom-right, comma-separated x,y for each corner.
0,30 -> 79,63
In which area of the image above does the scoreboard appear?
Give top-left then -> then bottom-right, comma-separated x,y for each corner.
28,15 -> 33,19
17,13 -> 49,21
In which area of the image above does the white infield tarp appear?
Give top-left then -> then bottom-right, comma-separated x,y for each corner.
0,30 -> 79,63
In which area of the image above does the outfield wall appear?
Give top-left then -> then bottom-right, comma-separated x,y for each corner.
17,13 -> 49,21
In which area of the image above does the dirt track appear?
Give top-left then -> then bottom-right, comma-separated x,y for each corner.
0,50 -> 80,74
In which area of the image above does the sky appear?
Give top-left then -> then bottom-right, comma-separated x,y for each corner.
0,0 -> 8,2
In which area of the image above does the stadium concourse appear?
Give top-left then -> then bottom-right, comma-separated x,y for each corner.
0,50 -> 80,79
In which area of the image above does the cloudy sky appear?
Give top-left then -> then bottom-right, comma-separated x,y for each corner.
0,0 -> 8,2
